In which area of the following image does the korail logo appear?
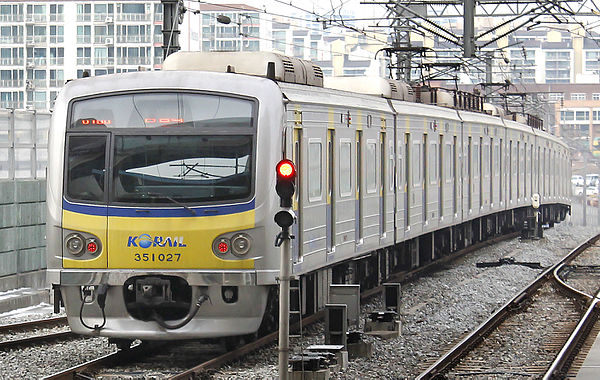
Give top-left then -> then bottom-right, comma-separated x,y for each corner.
127,234 -> 186,248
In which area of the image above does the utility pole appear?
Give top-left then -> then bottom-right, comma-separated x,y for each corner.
162,0 -> 184,59
463,0 -> 475,58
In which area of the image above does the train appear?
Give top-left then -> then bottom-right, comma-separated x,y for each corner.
46,51 -> 570,343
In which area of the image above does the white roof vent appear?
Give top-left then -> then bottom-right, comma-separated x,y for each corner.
324,76 -> 414,101
483,103 -> 505,117
162,51 -> 323,87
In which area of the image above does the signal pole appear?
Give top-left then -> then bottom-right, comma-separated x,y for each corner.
274,159 -> 297,380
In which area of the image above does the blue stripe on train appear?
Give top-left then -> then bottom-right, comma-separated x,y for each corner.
62,198 -> 255,217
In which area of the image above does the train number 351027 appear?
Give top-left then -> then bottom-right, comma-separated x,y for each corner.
134,253 -> 182,262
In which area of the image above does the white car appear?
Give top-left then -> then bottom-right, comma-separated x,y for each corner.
586,185 -> 599,197
586,174 -> 599,187
571,175 -> 584,187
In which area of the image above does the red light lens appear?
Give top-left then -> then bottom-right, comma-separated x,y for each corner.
87,241 -> 98,253
218,242 -> 229,253
277,160 -> 296,178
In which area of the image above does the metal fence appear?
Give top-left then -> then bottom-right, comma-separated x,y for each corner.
0,179 -> 46,291
0,109 -> 50,179
0,109 -> 49,292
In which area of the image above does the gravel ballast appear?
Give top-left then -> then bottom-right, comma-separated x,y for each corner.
212,219 -> 600,379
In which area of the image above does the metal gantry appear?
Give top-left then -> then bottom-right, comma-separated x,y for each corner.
363,0 -> 598,83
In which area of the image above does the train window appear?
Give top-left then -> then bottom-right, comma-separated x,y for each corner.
366,141 -> 377,193
389,141 -> 394,192
445,143 -> 452,182
66,135 -> 107,202
340,141 -> 352,197
111,135 -> 252,204
467,137 -> 472,210
69,92 -> 254,129
429,142 -> 437,184
412,142 -> 421,187
308,141 -> 322,201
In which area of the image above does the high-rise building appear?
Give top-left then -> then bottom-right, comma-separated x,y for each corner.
0,1 -> 164,110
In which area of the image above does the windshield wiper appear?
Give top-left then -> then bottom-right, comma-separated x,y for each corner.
144,192 -> 197,215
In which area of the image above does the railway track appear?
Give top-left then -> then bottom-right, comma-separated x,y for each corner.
0,316 -> 67,334
42,231 -> 524,379
417,233 -> 600,379
0,316 -> 74,351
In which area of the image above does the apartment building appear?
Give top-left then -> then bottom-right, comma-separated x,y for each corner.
0,1 -> 163,110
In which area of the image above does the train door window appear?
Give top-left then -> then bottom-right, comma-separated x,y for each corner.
519,143 -> 524,199
294,129 -> 302,206
490,138 -> 494,204
453,135 -> 457,216
467,136 -> 472,210
339,140 -> 352,197
524,143 -> 527,197
308,140 -> 322,202
499,139 -> 503,202
412,141 -> 421,187
65,134 -> 107,202
380,133 -> 386,235
405,133 -> 410,228
516,141 -> 520,199
512,141 -> 517,200
478,136 -> 483,208
327,130 -> 335,252
357,131 -> 363,241
542,147 -> 546,196
439,135 -> 443,218
366,141 -> 377,193
509,140 -> 513,202
429,140 -> 437,184
389,140 -> 395,192
422,134 -> 427,222
537,147 -> 540,195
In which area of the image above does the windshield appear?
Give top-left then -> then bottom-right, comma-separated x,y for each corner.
69,92 -> 254,129
113,135 -> 253,204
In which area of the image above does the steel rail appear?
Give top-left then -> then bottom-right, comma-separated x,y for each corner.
543,292 -> 600,379
0,316 -> 67,334
171,231 -> 521,379
43,344 -> 148,380
416,232 -> 600,380
169,311 -> 324,380
0,331 -> 74,350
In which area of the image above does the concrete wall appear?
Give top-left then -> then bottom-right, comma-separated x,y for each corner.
0,179 -> 46,292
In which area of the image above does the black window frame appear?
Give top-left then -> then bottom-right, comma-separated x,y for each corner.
64,89 -> 258,207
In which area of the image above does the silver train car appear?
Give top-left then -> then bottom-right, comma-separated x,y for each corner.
46,51 -> 570,341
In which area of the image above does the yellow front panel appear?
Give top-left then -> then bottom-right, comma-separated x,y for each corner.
62,210 -> 108,268
107,210 -> 256,269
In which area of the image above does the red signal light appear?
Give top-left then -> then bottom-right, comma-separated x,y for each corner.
87,241 -> 98,253
276,159 -> 296,179
218,241 -> 229,253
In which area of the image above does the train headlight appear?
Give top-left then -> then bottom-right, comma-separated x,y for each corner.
231,233 -> 252,256
65,234 -> 85,256
213,237 -> 230,255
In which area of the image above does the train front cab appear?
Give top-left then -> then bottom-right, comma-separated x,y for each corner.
47,73 -> 284,340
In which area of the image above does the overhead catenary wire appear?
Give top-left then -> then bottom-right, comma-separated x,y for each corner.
185,1 -> 390,62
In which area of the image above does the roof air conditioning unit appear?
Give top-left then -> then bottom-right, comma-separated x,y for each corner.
105,16 -> 113,23
105,38 -> 113,44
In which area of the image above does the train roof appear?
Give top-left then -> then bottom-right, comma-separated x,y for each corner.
162,51 -> 323,87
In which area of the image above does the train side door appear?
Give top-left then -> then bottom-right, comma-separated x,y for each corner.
292,124 -> 303,261
326,128 -> 335,254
